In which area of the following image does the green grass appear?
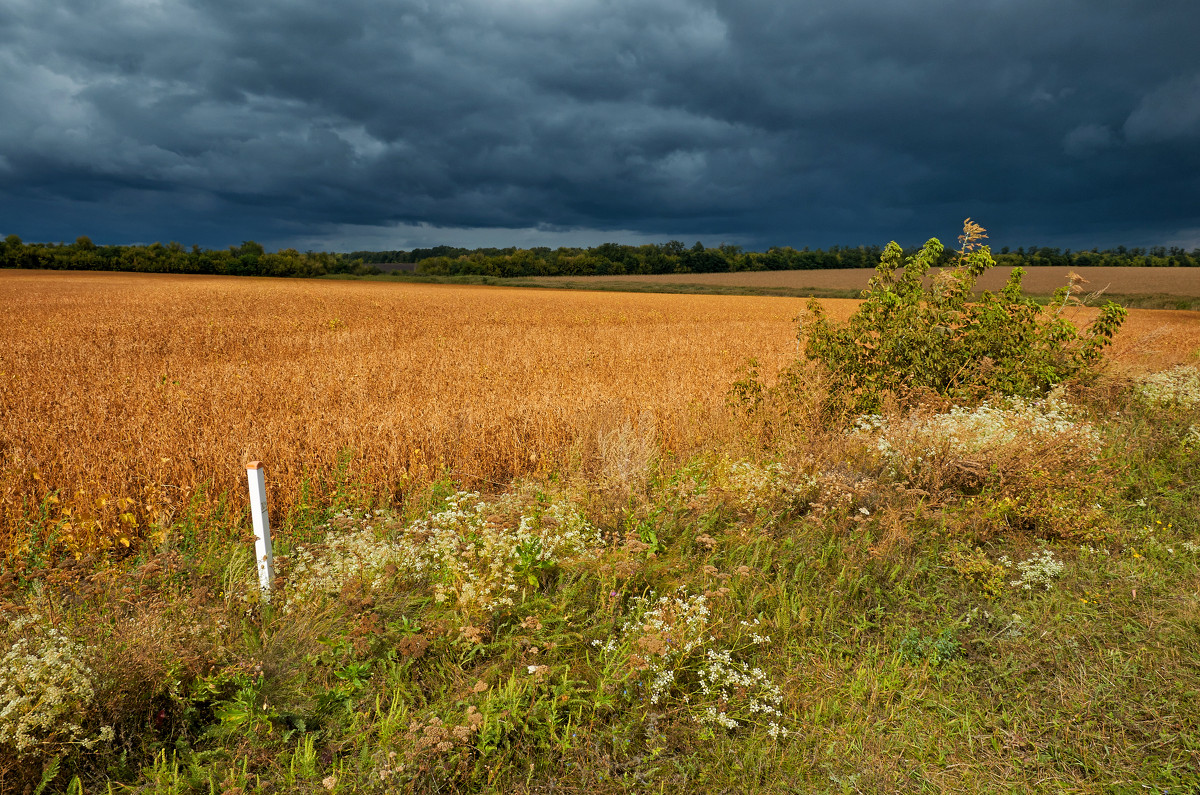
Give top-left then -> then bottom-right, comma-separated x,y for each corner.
3,377 -> 1200,793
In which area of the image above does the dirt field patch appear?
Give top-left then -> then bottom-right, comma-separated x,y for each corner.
537,266 -> 1200,298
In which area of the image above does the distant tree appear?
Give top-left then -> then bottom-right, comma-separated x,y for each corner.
0,234 -> 21,267
238,241 -> 265,258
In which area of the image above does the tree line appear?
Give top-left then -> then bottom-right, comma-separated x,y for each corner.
0,235 -> 366,277
3,233 -> 1199,279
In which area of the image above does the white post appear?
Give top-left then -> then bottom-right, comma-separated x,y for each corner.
246,461 -> 275,598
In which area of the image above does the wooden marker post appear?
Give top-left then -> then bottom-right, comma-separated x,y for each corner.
246,461 -> 275,598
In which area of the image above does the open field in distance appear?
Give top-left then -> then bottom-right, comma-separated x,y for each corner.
5,269 -> 1200,792
525,266 -> 1200,302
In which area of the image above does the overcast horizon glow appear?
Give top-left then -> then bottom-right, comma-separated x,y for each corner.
1,0 -> 1198,253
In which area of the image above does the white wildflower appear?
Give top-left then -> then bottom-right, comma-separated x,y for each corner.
0,615 -> 113,756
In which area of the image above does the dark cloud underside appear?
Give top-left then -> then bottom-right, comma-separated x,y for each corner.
1,0 -> 1198,250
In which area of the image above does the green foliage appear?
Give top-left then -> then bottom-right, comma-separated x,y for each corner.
803,220 -> 1128,414
897,626 -> 964,666
941,545 -> 1008,598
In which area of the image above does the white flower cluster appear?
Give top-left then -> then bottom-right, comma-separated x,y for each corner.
1000,549 -> 1065,591
282,514 -> 417,610
697,648 -> 788,738
413,491 -> 600,613
592,591 -> 716,705
856,397 -> 1100,465
724,460 -> 818,513
0,614 -> 114,756
282,492 -> 601,615
593,590 -> 789,739
1136,366 -> 1200,407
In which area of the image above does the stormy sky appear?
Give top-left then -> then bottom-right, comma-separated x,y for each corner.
2,0 -> 1198,252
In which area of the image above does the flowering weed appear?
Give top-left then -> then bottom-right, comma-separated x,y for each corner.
1136,366 -> 1200,407
1001,548 -> 1065,592
0,614 -> 113,758
593,590 -> 788,739
280,490 -> 600,618
855,396 -> 1101,491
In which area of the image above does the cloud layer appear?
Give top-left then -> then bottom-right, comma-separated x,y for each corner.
1,0 -> 1198,250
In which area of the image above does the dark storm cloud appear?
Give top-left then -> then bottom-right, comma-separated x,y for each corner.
1,0 -> 1198,250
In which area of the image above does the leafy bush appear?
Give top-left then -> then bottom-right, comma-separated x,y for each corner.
803,220 -> 1127,414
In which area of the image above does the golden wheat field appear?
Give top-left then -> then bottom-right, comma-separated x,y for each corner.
0,271 -> 829,554
547,266 -> 1200,296
2,270 -> 1198,555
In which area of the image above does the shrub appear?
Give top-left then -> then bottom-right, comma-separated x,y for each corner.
802,220 -> 1127,415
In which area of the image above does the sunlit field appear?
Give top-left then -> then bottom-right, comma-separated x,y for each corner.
3,270 -> 1197,555
4,268 -> 1200,794
0,271 -> 848,554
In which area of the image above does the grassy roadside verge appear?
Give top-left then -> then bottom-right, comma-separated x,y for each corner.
3,367 -> 1200,793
